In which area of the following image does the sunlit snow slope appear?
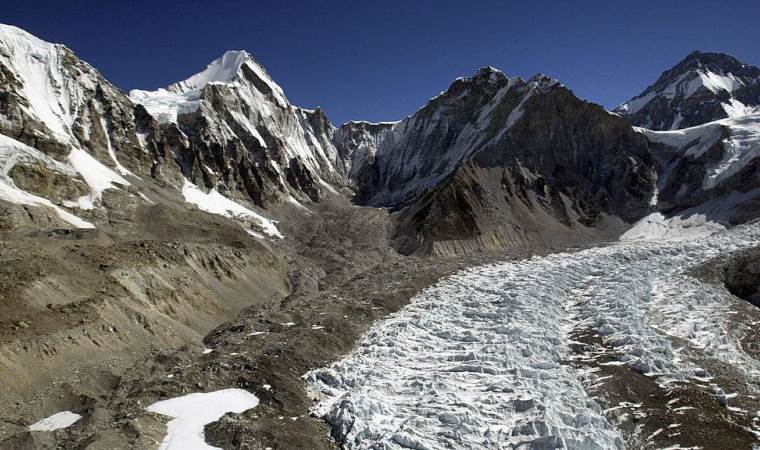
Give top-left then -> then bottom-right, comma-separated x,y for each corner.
307,223 -> 760,449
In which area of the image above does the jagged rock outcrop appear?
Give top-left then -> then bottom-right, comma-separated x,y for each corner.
722,247 -> 760,307
352,67 -> 656,254
0,25 -> 181,184
614,51 -> 760,130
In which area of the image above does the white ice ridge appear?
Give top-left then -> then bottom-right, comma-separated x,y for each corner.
638,113 -> 760,190
168,50 -> 249,92
147,389 -> 259,450
181,179 -> 283,238
129,51 -> 252,125
28,411 -> 82,432
0,24 -> 85,141
306,222 -> 760,450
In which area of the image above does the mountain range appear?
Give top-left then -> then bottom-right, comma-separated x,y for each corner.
3,24 -> 759,256
2,22 -> 760,449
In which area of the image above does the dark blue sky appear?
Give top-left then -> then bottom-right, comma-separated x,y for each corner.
4,1 -> 759,124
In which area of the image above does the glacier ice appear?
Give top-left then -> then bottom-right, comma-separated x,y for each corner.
306,222 -> 760,449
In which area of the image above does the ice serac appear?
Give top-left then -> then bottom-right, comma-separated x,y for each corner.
131,50 -> 349,208
350,67 -> 657,255
614,51 -> 760,130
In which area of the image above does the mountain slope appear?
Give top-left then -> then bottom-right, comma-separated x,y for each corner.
351,68 -> 656,255
614,51 -> 760,130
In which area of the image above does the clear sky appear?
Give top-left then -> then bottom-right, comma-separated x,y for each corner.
4,0 -> 759,124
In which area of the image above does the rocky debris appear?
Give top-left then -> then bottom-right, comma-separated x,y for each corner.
615,51 -> 760,130
723,247 -> 760,306
4,196 -> 516,450
691,245 -> 760,307
0,200 -> 288,443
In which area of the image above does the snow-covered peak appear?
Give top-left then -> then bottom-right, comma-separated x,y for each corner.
615,51 -> 760,130
0,22 -> 146,187
0,23 -> 59,50
130,49 -> 290,124
0,23 -> 95,140
167,50 -> 251,93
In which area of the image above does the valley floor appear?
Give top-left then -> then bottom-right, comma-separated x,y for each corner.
0,196 -> 547,449
3,198 -> 759,450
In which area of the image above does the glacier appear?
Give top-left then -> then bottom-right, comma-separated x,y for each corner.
306,222 -> 760,449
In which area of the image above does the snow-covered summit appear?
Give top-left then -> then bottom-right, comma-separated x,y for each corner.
615,51 -> 760,130
168,50 -> 251,93
130,47 -> 350,204
0,23 -> 59,49
130,50 -> 289,124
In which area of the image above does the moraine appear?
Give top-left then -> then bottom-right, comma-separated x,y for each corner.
306,223 -> 760,449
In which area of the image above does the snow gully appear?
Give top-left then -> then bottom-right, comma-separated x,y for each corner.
306,223 -> 760,449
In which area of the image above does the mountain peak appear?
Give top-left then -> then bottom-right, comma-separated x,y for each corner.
168,50 -> 252,93
614,51 -> 760,130
469,65 -> 508,83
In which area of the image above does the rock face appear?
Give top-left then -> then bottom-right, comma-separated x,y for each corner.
722,247 -> 760,307
333,120 -> 395,182
350,68 -> 656,254
614,51 -> 760,130
0,24 -> 174,226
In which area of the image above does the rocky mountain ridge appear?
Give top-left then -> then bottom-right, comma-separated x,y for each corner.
2,23 -> 760,256
348,67 -> 657,254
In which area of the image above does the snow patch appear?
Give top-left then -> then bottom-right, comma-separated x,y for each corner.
0,177 -> 94,228
616,91 -> 656,117
181,180 -> 282,238
697,70 -> 742,95
722,98 -> 755,118
28,411 -> 82,432
620,212 -> 725,241
147,389 -> 259,450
